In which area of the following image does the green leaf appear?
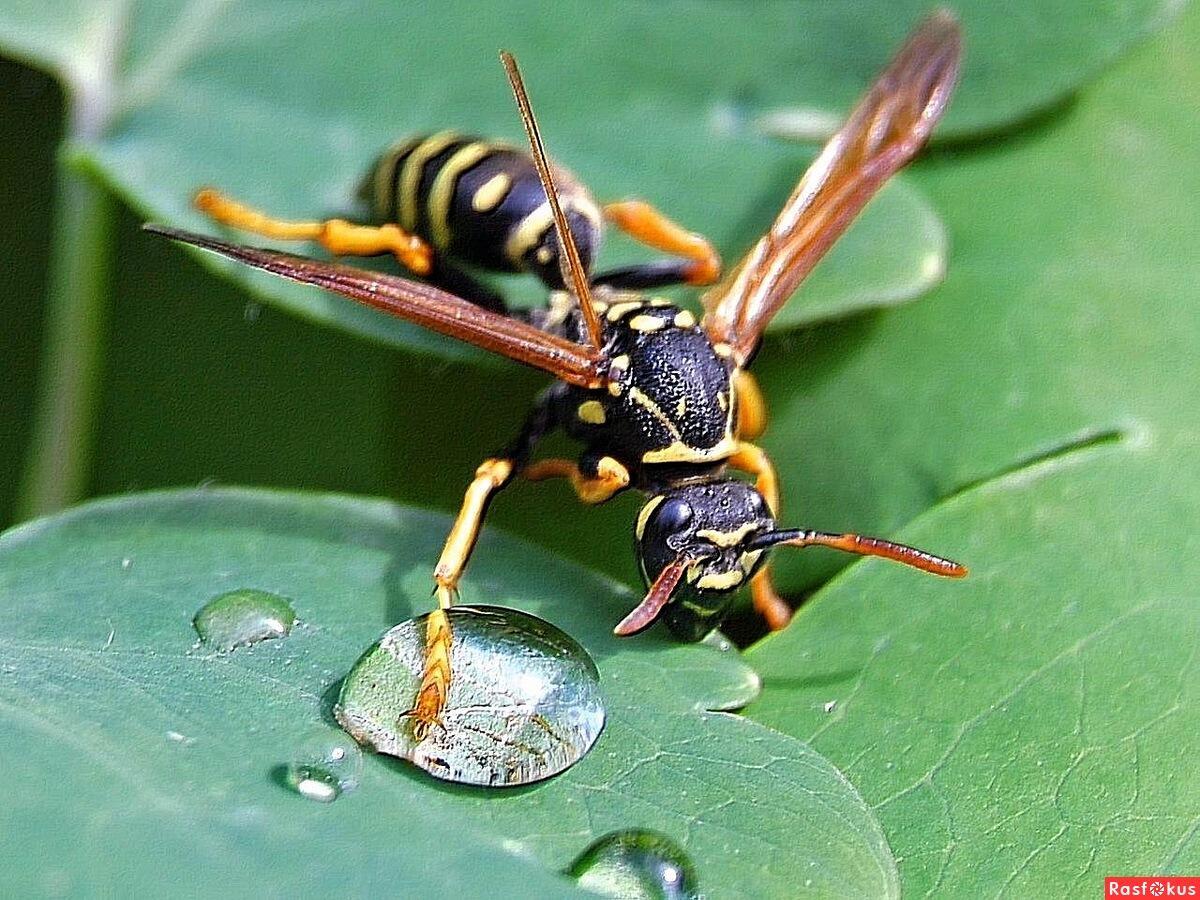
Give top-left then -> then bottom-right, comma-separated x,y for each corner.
0,489 -> 897,897
3,0 -> 1176,358
744,7 -> 1200,895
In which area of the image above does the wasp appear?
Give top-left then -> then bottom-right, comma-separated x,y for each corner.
148,12 -> 966,740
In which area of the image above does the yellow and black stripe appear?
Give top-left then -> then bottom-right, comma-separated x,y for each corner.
359,132 -> 603,281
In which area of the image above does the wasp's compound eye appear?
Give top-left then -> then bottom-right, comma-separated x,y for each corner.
654,499 -> 693,536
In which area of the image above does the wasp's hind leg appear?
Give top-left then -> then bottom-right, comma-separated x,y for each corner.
193,188 -> 434,276
407,390 -> 563,739
728,441 -> 793,631
592,200 -> 721,289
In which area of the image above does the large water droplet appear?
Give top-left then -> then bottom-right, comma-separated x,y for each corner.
283,730 -> 363,803
335,605 -> 604,787
193,588 -> 296,651
567,830 -> 699,899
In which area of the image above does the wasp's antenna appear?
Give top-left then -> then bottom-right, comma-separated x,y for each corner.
500,51 -> 604,352
750,529 -> 967,577
614,556 -> 692,636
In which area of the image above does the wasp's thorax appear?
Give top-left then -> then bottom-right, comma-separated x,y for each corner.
556,295 -> 737,479
634,480 -> 775,641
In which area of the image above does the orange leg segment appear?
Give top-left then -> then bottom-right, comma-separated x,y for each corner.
727,441 -> 792,630
522,456 -> 630,504
734,369 -> 768,441
604,200 -> 721,286
193,187 -> 433,275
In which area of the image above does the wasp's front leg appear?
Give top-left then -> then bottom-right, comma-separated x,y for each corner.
727,441 -> 792,631
406,390 -> 561,739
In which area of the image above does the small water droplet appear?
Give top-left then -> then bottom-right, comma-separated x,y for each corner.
335,605 -> 604,787
283,730 -> 362,803
165,730 -> 193,746
567,830 -> 699,899
193,589 -> 296,651
120,557 -> 133,571
243,301 -> 262,323
823,700 -> 837,714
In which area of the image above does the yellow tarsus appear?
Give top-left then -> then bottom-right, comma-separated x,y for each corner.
407,600 -> 453,740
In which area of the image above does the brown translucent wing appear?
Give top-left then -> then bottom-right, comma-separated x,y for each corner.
145,225 -> 608,388
702,11 -> 962,362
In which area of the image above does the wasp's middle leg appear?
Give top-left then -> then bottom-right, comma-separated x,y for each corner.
591,200 -> 721,289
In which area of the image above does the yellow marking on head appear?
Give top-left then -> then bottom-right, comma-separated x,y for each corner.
739,549 -> 763,573
629,314 -> 666,332
536,246 -> 553,264
430,142 -> 492,248
372,136 -> 421,213
696,523 -> 757,548
713,342 -> 734,359
717,391 -> 728,412
642,435 -> 737,465
611,354 -> 631,370
673,310 -> 697,328
649,298 -> 672,307
400,131 -> 461,231
608,381 -> 624,397
504,202 -> 554,267
576,400 -> 607,425
471,171 -> 512,213
675,397 -> 686,418
696,569 -> 745,591
606,300 -> 645,322
635,495 -> 665,541
628,387 -> 682,440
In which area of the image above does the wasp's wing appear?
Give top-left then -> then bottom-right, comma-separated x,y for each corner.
701,12 -> 961,362
145,225 -> 608,388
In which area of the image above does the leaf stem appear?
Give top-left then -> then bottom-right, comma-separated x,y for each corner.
16,158 -> 115,520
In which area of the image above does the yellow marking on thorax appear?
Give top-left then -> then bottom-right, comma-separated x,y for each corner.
629,314 -> 665,332
373,136 -> 421,213
675,397 -> 687,418
673,310 -> 696,328
606,300 -> 645,322
635,496 -> 665,540
696,523 -> 757,548
576,400 -> 606,424
471,171 -> 512,213
642,434 -> 738,465
713,342 -> 734,359
400,131 -> 461,231
628,386 -> 682,440
430,142 -> 493,248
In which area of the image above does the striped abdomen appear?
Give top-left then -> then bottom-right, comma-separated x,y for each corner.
359,132 -> 603,284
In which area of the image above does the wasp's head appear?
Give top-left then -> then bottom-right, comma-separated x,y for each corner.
622,478 -> 968,642
628,480 -> 774,641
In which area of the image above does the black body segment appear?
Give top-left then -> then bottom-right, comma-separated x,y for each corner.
361,132 -> 602,285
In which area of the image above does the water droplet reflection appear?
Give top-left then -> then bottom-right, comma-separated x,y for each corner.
335,605 -> 604,787
193,589 -> 296,651
567,830 -> 699,899
283,730 -> 362,803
